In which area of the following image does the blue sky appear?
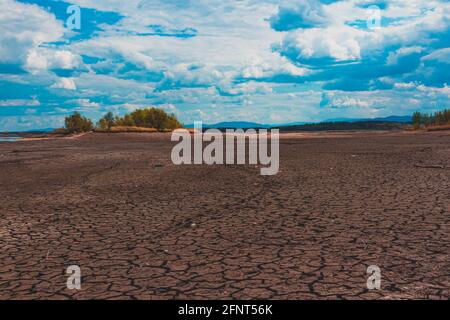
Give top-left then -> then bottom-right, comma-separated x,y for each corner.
0,0 -> 449,131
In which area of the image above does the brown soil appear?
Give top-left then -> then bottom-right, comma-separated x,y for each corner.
0,131 -> 448,300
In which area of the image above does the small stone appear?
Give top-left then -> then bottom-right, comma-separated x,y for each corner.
190,223 -> 197,228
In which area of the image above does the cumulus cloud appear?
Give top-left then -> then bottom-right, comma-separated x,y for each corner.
320,92 -> 372,109
270,0 -> 329,31
386,47 -> 424,66
422,48 -> 450,64
0,0 -> 65,65
0,0 -> 449,131
276,25 -> 364,63
270,0 -> 450,94
71,99 -> 100,108
227,81 -> 274,96
273,3 -> 449,62
25,49 -> 82,72
241,56 -> 310,79
51,78 -> 77,90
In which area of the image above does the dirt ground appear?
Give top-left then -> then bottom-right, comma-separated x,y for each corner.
0,131 -> 449,299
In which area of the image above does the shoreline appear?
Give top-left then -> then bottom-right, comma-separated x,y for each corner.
0,128 -> 449,143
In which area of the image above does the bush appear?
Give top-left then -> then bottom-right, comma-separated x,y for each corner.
114,107 -> 182,130
64,112 -> 93,133
67,108 -> 182,133
97,112 -> 115,130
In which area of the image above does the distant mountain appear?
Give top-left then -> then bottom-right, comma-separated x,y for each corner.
0,127 -> 56,134
325,115 -> 412,123
184,116 -> 411,129
26,127 -> 57,132
272,121 -> 309,127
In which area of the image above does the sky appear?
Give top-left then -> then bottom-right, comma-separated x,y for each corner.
0,0 -> 449,131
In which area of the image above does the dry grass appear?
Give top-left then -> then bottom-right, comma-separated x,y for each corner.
52,128 -> 67,134
426,124 -> 450,131
181,128 -> 198,134
161,128 -> 176,133
95,126 -> 158,133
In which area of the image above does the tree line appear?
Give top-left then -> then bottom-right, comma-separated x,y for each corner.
64,107 -> 183,133
277,121 -> 405,132
412,109 -> 450,129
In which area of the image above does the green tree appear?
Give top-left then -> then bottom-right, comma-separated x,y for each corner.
412,111 -> 421,129
114,107 -> 182,130
65,112 -> 93,133
97,112 -> 115,130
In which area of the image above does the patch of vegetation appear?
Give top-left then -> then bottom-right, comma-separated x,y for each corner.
64,108 -> 183,134
276,121 -> 405,132
64,112 -> 94,133
97,108 -> 183,131
412,109 -> 450,129
97,112 -> 115,130
95,126 -> 158,133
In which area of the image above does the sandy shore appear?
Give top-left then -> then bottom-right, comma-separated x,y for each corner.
0,131 -> 449,299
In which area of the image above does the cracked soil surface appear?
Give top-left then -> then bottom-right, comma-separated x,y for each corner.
0,131 -> 449,299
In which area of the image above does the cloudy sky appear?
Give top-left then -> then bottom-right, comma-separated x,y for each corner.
0,0 -> 449,131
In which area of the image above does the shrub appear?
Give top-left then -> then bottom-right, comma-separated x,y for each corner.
114,107 -> 182,130
64,112 -> 93,133
97,112 -> 115,130
66,108 -> 182,133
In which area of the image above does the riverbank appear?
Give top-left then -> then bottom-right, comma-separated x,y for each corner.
0,130 -> 448,299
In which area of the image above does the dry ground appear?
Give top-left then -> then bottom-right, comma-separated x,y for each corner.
0,131 -> 449,299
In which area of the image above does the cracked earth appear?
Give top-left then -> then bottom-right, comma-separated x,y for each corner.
0,131 -> 449,299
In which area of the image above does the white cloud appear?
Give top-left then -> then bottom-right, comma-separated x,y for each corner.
274,1 -> 450,64
72,99 -> 100,108
0,0 -> 65,65
387,46 -> 424,65
25,48 -> 82,72
321,92 -> 372,109
0,99 -> 41,107
278,25 -> 364,62
25,108 -> 37,114
269,0 -> 329,31
422,48 -> 450,64
394,82 -> 418,89
241,55 -> 310,78
227,81 -> 273,95
1,0 -> 449,131
51,78 -> 77,90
